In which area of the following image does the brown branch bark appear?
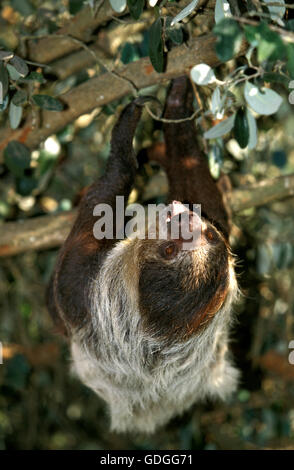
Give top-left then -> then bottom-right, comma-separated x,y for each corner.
227,173 -> 294,213
0,173 -> 293,257
0,210 -> 76,257
26,0 -> 216,65
0,34 -> 247,159
26,3 -> 125,64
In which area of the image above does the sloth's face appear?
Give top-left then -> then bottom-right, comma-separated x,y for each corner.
108,200 -> 235,342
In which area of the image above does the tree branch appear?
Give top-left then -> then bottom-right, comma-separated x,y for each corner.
0,173 -> 293,257
26,4 -> 125,64
0,34 -> 247,160
227,174 -> 294,213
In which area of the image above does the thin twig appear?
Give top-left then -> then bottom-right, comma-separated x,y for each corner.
144,103 -> 201,123
260,1 -> 294,8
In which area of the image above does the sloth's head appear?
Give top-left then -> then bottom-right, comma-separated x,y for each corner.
100,199 -> 235,343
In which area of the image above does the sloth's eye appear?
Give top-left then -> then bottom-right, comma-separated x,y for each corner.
205,227 -> 218,243
160,243 -> 179,260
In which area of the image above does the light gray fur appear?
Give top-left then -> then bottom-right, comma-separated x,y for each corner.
70,238 -> 240,434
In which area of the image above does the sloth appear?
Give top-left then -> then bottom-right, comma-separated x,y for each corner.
47,76 -> 239,434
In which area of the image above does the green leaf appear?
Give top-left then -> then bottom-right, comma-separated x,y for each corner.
244,22 -> 287,63
234,108 -> 249,149
246,108 -> 258,150
12,89 -> 27,106
244,25 -> 259,46
213,18 -> 243,62
244,82 -> 283,115
7,63 -> 22,81
121,42 -> 140,64
23,71 -> 46,83
165,17 -> 183,45
0,62 -> 9,99
287,44 -> 294,79
148,18 -> 164,73
256,23 -> 286,63
9,101 -> 23,129
262,0 -> 285,22
4,141 -> 31,177
204,114 -> 235,139
10,0 -> 35,17
263,72 -> 290,89
286,19 -> 294,32
208,144 -> 223,179
170,0 -> 199,26
110,0 -> 127,13
214,0 -> 232,24
127,0 -> 144,20
9,55 -> 29,77
272,149 -> 287,168
69,0 -> 84,14
0,94 -> 9,111
190,63 -> 216,85
16,175 -> 38,196
32,94 -> 64,111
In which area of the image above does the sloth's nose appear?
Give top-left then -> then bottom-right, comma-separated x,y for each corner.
167,201 -> 221,248
167,201 -> 201,243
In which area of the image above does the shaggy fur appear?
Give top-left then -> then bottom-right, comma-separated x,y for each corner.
71,239 -> 239,433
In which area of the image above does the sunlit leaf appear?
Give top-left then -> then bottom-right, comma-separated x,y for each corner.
204,114 -> 235,139
170,0 -> 199,26
247,108 -> 258,150
9,55 -> 29,78
263,0 -> 286,23
109,0 -> 127,12
208,144 -> 223,179
244,82 -> 283,115
256,23 -> 286,62
190,63 -> 216,85
214,0 -> 232,24
7,63 -> 23,81
9,101 -> 23,129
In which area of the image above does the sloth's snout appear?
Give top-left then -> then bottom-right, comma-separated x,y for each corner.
166,201 -> 221,248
